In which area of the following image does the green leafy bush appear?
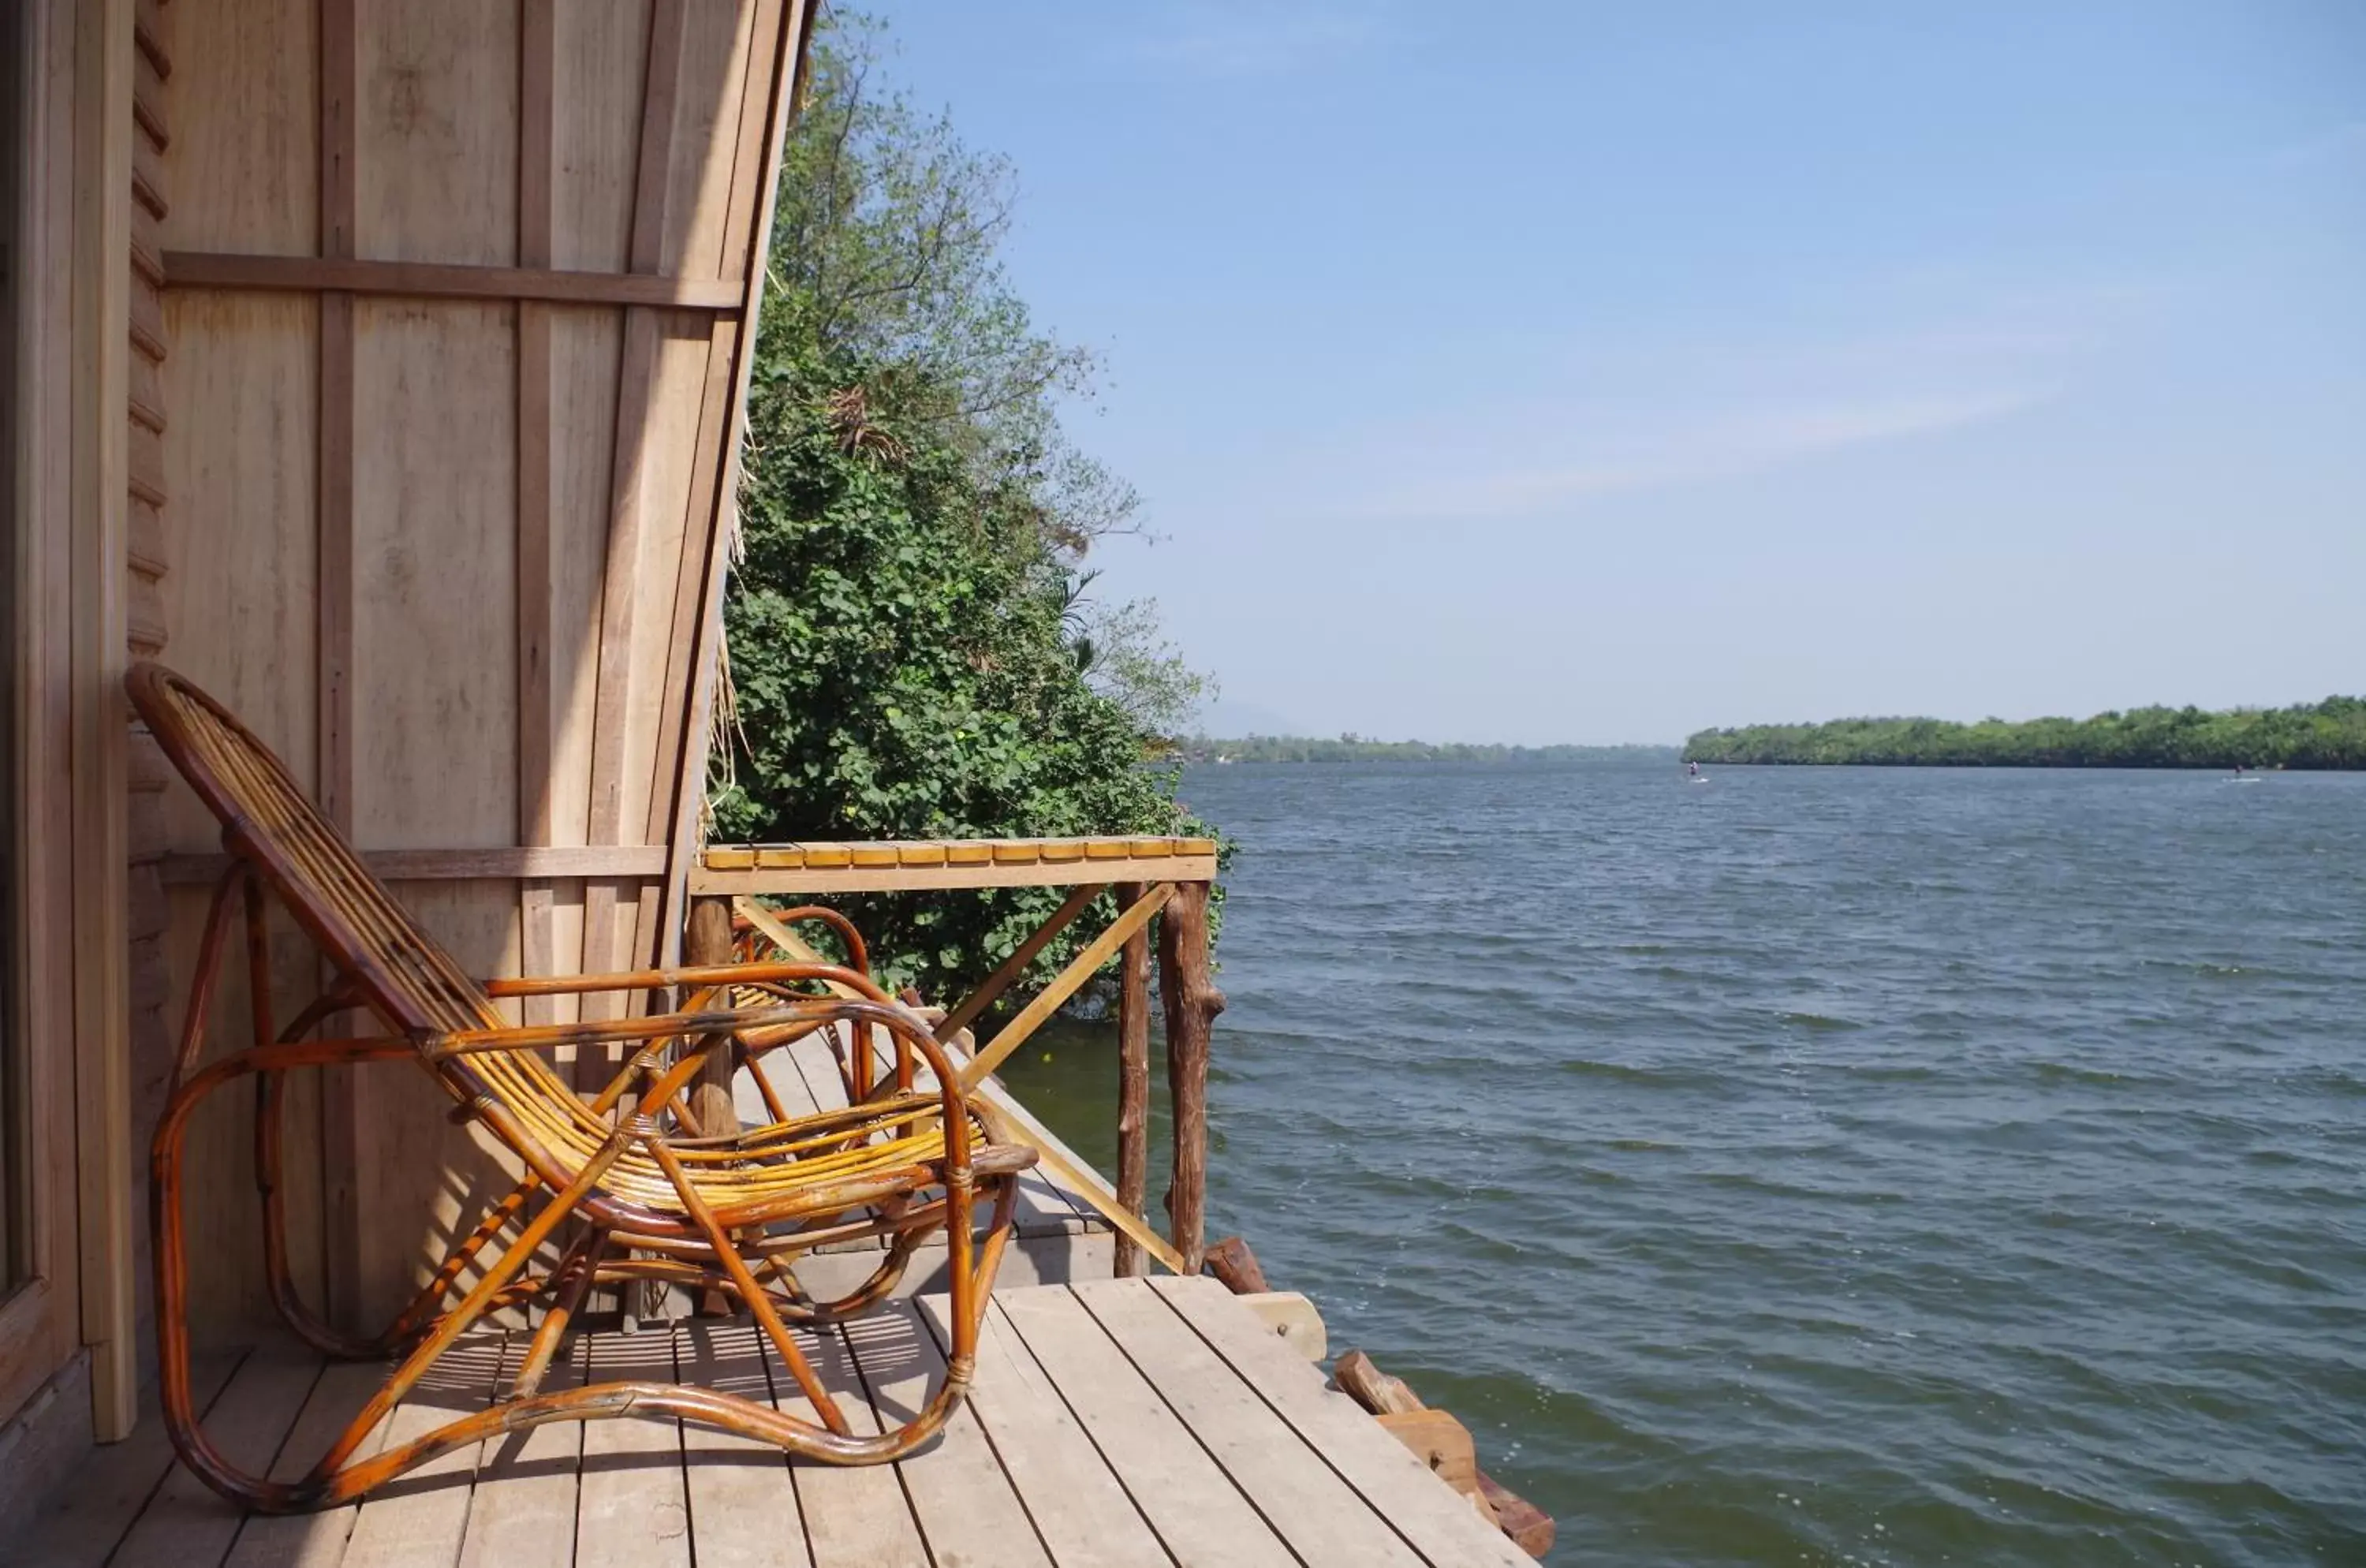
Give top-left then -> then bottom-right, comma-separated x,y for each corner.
715,338 -> 1219,1005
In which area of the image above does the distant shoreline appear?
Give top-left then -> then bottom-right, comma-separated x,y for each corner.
1177,737 -> 1678,764
1684,698 -> 2365,770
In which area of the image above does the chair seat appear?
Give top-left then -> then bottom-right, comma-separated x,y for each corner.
589,1092 -> 1038,1219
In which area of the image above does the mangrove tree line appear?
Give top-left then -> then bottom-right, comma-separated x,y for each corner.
1683,698 -> 2366,768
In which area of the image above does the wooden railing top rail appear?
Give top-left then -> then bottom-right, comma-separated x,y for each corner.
692,835 -> 1218,894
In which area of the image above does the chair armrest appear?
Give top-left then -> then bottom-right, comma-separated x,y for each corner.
482,959 -> 892,1005
425,995 -> 849,1059
429,994 -> 980,1160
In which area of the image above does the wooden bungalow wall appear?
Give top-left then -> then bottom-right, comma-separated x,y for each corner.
148,0 -> 811,1340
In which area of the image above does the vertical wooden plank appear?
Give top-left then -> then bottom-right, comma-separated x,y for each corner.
543,11 -> 645,1016
343,0 -> 527,1320
625,0 -> 685,278
160,0 -> 318,256
69,0 -> 138,1443
317,0 -> 363,1331
636,0 -> 763,970
638,319 -> 735,973
351,0 -> 516,267
577,0 -> 685,1040
2,0 -> 86,1431
516,0 -> 557,1023
657,0 -> 811,968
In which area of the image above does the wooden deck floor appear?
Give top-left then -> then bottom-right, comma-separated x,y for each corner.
24,1278 -> 1529,1568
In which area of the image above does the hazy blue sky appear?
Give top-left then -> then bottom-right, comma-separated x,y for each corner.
877,1 -> 2364,743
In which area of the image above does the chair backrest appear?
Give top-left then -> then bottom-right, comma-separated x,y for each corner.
126,662 -> 503,1039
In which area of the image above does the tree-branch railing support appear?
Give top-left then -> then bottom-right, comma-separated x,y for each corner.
707,838 -> 1219,1277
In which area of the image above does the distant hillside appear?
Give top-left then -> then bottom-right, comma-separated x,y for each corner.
1684,697 -> 2366,769
1180,734 -> 1679,764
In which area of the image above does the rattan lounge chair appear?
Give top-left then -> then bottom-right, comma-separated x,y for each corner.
128,662 -> 1036,1513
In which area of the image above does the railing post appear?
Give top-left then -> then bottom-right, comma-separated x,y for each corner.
684,894 -> 739,1137
1155,879 -> 1224,1275
1113,882 -> 1151,1276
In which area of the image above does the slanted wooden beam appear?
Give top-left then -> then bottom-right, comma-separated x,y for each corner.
957,883 -> 1174,1093
935,881 -> 1102,1042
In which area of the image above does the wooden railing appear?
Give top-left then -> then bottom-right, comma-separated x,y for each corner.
689,835 -> 1224,1275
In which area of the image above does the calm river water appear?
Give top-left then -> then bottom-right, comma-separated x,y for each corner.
998,760 -> 2364,1566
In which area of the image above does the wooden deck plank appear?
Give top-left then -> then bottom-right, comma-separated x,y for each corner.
21,1350 -> 244,1568
455,1333 -> 582,1568
573,1329 -> 692,1568
766,1325 -> 927,1567
782,1029 -> 850,1112
916,1296 -> 1174,1568
842,1301 -> 1051,1568
110,1346 -> 327,1568
1073,1279 -> 1427,1568
222,1358 -> 400,1568
341,1335 -> 509,1568
994,1287 -> 1294,1568
1148,1276 -> 1536,1568
674,1319 -> 808,1568
22,1283 -> 1522,1568
733,1050 -> 818,1126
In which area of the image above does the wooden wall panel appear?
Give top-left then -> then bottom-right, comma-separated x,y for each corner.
153,289 -> 323,1346
349,301 -> 517,850
354,0 -> 516,267
551,0 -> 652,274
609,319 -> 711,853
149,0 -> 812,1328
662,0 -> 758,277
161,0 -> 315,256
547,312 -> 624,849
160,890 -> 327,1340
147,0 -> 330,1350
350,881 -> 523,1317
155,293 -> 319,844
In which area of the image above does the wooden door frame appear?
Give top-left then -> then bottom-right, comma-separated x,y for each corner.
0,0 -> 136,1446
0,0 -> 94,1434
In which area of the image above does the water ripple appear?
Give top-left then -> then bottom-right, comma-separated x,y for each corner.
1003,761 -> 2366,1565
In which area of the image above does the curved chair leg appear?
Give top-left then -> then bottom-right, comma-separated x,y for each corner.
152,1038 -> 418,1512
